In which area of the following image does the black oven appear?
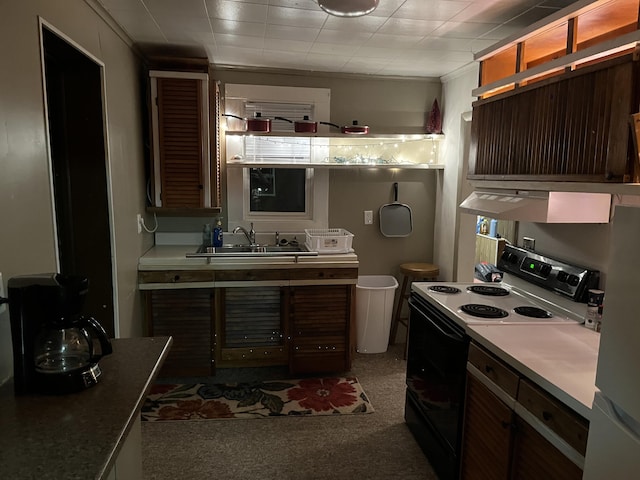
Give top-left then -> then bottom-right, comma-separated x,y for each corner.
405,292 -> 469,480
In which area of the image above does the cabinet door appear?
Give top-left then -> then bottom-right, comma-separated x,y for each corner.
510,415 -> 583,480
289,285 -> 354,374
146,289 -> 214,377
149,70 -> 220,210
215,287 -> 288,368
470,56 -> 637,183
460,374 -> 514,480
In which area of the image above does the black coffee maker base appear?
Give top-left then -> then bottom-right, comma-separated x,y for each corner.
36,364 -> 103,395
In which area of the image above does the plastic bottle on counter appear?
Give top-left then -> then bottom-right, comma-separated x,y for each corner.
489,219 -> 498,237
213,219 -> 223,247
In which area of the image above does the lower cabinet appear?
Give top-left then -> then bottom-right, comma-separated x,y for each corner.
143,282 -> 355,376
460,374 -> 513,480
289,284 -> 355,374
145,289 -> 214,377
215,286 -> 288,368
460,343 -> 586,480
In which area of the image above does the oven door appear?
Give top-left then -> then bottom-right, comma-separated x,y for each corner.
406,293 -> 469,480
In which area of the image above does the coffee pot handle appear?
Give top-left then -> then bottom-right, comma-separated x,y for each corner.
81,316 -> 113,361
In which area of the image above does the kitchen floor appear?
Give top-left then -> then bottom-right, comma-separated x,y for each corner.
141,343 -> 438,479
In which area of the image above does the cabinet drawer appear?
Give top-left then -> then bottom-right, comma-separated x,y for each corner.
468,343 -> 519,399
517,379 -> 589,456
215,269 -> 291,281
139,270 -> 215,284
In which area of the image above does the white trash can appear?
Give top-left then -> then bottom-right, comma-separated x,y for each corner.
356,275 -> 399,354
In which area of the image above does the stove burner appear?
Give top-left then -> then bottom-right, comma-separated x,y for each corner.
514,306 -> 553,318
467,285 -> 509,296
428,285 -> 461,294
460,304 -> 509,319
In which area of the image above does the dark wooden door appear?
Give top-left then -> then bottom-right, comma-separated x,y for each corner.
147,289 -> 214,377
289,285 -> 353,374
460,374 -> 514,480
42,28 -> 115,337
510,415 -> 583,480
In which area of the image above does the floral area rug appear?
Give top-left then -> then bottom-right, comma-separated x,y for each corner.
141,376 -> 374,421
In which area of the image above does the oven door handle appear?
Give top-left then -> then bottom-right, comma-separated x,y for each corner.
415,308 -> 466,343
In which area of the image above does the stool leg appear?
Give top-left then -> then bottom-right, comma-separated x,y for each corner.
390,275 -> 409,346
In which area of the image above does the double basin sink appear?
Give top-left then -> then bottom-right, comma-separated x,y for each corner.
187,243 -> 318,258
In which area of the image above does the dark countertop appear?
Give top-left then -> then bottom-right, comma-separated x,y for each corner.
0,336 -> 172,480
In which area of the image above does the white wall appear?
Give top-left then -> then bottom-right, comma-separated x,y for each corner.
437,63 -> 479,281
0,0 -> 150,384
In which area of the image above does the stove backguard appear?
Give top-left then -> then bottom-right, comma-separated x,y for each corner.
498,245 -> 599,302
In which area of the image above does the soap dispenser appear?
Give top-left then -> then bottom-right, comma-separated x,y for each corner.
213,218 -> 223,247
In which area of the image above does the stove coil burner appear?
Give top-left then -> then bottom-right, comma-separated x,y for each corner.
514,306 -> 553,318
428,285 -> 461,294
467,285 -> 510,296
460,304 -> 509,319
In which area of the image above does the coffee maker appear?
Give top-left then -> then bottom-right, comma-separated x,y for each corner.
8,273 -> 112,395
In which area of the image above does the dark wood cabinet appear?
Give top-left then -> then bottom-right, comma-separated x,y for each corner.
145,288 -> 214,377
469,55 -> 639,183
140,267 -> 358,375
460,374 -> 514,480
289,284 -> 355,374
146,61 -> 221,214
461,343 -> 586,480
511,415 -> 584,480
214,286 -> 288,368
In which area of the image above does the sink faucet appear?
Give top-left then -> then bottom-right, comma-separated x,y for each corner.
233,222 -> 256,245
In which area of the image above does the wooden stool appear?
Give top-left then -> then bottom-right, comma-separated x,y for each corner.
389,262 -> 439,358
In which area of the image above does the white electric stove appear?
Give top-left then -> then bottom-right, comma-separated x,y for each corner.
404,244 -> 600,480
412,244 -> 599,326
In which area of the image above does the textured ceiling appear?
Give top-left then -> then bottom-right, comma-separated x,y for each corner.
96,0 -> 579,77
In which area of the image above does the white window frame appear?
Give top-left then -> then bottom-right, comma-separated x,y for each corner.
225,85 -> 331,232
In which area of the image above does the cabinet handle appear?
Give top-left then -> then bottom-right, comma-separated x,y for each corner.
542,411 -> 552,421
501,420 -> 515,430
173,275 -> 180,282
484,365 -> 494,373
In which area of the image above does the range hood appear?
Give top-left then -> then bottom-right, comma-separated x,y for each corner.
459,190 -> 612,223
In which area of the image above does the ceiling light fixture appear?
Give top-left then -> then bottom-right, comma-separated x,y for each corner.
317,0 -> 379,17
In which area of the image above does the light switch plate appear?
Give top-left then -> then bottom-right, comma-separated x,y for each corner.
364,210 -> 373,225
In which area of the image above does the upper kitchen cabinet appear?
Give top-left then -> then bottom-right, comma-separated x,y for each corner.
145,57 -> 221,215
469,0 -> 640,187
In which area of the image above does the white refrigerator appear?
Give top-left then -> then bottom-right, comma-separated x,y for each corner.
583,205 -> 640,478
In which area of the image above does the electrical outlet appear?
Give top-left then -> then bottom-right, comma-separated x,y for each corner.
364,210 -> 373,225
137,214 -> 143,234
523,237 -> 535,251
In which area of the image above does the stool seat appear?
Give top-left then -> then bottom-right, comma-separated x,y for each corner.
399,262 -> 439,279
390,262 -> 439,359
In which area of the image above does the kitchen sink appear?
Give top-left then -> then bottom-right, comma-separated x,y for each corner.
187,244 -> 318,257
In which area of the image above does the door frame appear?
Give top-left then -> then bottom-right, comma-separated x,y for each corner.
38,18 -> 120,336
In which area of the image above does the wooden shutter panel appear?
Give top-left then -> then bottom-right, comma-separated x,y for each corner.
149,289 -> 213,376
157,76 -> 204,207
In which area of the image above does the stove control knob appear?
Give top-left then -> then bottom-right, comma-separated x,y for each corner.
540,264 -> 552,277
506,252 -> 519,264
567,274 -> 580,287
557,271 -> 569,283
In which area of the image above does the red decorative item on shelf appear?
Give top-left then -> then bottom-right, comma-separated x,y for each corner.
426,98 -> 443,134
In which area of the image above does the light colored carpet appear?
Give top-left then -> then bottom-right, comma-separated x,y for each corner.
141,343 -> 439,479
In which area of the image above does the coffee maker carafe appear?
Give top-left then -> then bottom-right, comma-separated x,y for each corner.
8,273 -> 112,394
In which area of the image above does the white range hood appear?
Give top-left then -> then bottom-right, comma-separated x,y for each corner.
459,190 -> 612,223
